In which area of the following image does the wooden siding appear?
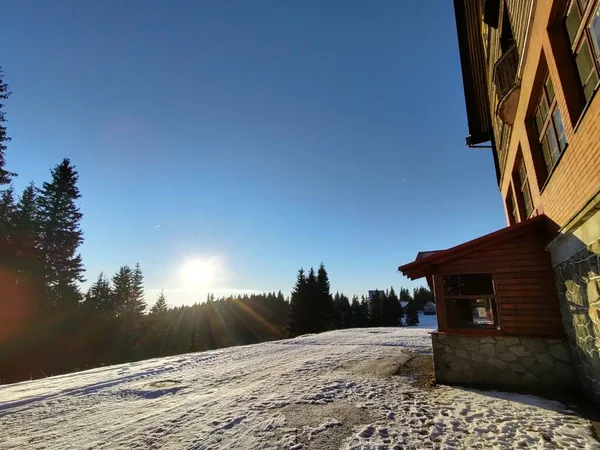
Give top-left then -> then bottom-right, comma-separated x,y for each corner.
507,0 -> 534,59
434,227 -> 564,338
454,0 -> 494,143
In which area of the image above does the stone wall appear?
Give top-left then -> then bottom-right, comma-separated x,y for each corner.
432,333 -> 577,391
554,239 -> 600,404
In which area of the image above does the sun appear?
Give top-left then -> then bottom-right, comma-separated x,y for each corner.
180,258 -> 216,288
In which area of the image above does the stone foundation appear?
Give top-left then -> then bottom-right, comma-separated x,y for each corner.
432,333 -> 577,391
554,239 -> 600,404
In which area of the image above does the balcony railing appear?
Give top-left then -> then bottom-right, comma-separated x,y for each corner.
493,44 -> 519,100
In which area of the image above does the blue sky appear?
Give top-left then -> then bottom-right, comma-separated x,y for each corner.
2,1 -> 505,307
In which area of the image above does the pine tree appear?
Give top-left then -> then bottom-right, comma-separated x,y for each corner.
339,293 -> 353,328
413,286 -> 435,311
0,67 -> 16,186
84,273 -> 114,314
305,267 -> 320,333
128,262 -> 146,315
369,290 -> 383,326
150,290 -> 168,314
37,159 -> 84,312
286,267 -> 307,337
383,286 -> 402,326
13,183 -> 40,281
112,265 -> 133,316
0,186 -> 16,265
405,297 -> 420,326
316,263 -> 334,331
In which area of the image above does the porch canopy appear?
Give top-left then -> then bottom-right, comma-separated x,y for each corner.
398,215 -> 565,338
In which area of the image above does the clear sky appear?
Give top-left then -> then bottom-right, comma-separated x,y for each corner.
2,1 -> 506,307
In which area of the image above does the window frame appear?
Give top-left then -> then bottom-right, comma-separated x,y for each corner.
566,0 -> 600,103
443,273 -> 501,331
517,159 -> 534,218
533,75 -> 568,178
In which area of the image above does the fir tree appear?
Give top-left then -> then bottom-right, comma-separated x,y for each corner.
84,273 -> 114,314
305,267 -> 320,333
413,286 -> 434,311
369,290 -> 383,326
316,262 -> 335,331
0,67 -> 16,186
112,265 -> 133,316
405,297 -> 420,326
383,286 -> 402,326
150,290 -> 168,314
286,267 -> 307,337
0,186 -> 16,264
37,159 -> 84,312
12,183 -> 41,285
129,262 -> 146,315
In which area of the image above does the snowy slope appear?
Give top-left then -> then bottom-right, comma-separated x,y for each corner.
1,319 -> 598,449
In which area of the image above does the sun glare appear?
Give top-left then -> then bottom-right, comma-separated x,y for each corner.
180,258 -> 216,288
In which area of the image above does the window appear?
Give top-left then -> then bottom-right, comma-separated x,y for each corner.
566,0 -> 600,102
515,159 -> 534,218
506,189 -> 518,225
533,75 -> 568,177
443,274 -> 499,329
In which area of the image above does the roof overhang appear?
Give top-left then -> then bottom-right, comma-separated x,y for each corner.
398,214 -> 551,280
453,0 -> 493,146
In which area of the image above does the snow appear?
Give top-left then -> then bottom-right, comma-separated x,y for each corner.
0,315 -> 598,449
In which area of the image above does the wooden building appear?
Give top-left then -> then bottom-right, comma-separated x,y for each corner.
399,0 -> 600,400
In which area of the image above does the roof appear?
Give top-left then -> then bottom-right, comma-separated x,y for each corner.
398,214 -> 549,280
453,0 -> 492,145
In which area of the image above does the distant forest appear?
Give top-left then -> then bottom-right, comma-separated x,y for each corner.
0,67 -> 433,384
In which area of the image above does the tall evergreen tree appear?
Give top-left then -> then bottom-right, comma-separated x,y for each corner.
0,67 -> 16,186
305,267 -> 320,333
150,290 -> 168,314
129,262 -> 146,315
317,263 -> 334,331
382,287 -> 402,326
112,265 -> 133,316
350,295 -> 365,328
13,183 -> 40,280
286,267 -> 307,337
369,290 -> 383,326
413,286 -> 435,311
0,186 -> 16,264
84,273 -> 113,314
405,297 -> 420,326
37,159 -> 84,312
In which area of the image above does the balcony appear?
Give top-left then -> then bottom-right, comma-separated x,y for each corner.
493,44 -> 520,125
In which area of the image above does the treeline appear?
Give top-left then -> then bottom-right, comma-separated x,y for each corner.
287,264 -> 434,336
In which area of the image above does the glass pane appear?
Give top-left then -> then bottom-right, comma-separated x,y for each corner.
552,108 -> 568,151
584,69 -> 599,101
541,136 -> 554,175
538,92 -> 550,124
546,125 -> 561,167
443,274 -> 495,296
447,298 -> 498,328
576,40 -> 596,101
590,5 -> 600,56
523,180 -> 533,217
545,77 -> 555,103
534,110 -> 545,134
566,2 -> 582,46
518,160 -> 528,185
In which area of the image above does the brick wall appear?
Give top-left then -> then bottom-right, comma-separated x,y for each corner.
499,0 -> 600,229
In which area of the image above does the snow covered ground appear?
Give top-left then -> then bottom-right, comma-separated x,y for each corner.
1,315 -> 598,449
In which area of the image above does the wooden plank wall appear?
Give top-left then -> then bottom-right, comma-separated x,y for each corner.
437,227 -> 564,338
507,0 -> 534,58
